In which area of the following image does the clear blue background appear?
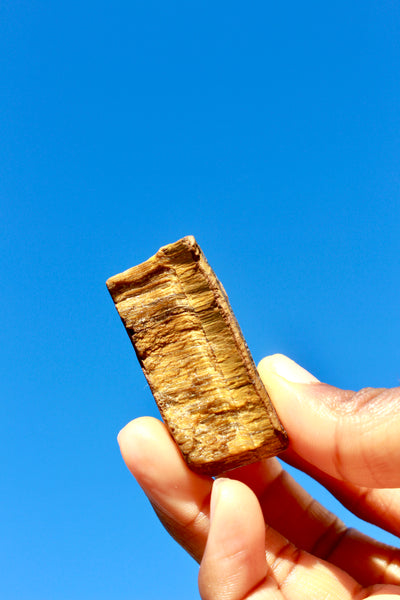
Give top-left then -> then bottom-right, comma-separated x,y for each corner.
1,1 -> 400,598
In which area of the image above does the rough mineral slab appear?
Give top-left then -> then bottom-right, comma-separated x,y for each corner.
106,236 -> 288,476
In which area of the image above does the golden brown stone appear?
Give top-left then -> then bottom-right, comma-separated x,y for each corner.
107,236 -> 288,476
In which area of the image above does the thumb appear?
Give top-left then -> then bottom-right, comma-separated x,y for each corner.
198,478 -> 267,600
258,354 -> 400,489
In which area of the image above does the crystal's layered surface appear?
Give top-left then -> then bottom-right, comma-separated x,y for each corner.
107,236 -> 288,475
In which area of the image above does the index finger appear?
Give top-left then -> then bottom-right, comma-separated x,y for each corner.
259,354 -> 400,488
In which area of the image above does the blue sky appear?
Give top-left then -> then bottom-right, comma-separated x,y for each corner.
1,1 -> 400,598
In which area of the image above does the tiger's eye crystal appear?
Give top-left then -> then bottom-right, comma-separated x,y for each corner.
107,236 -> 288,476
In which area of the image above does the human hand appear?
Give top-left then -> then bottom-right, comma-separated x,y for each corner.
117,354 -> 400,599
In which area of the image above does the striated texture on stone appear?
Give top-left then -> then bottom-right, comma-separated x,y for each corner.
106,236 -> 288,476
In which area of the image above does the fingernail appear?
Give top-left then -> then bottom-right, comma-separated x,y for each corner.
117,424 -> 128,447
258,354 -> 319,384
210,478 -> 227,520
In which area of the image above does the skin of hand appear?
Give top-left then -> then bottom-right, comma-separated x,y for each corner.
117,354 -> 400,600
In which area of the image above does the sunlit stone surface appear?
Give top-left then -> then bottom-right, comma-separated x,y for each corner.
107,236 -> 288,476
